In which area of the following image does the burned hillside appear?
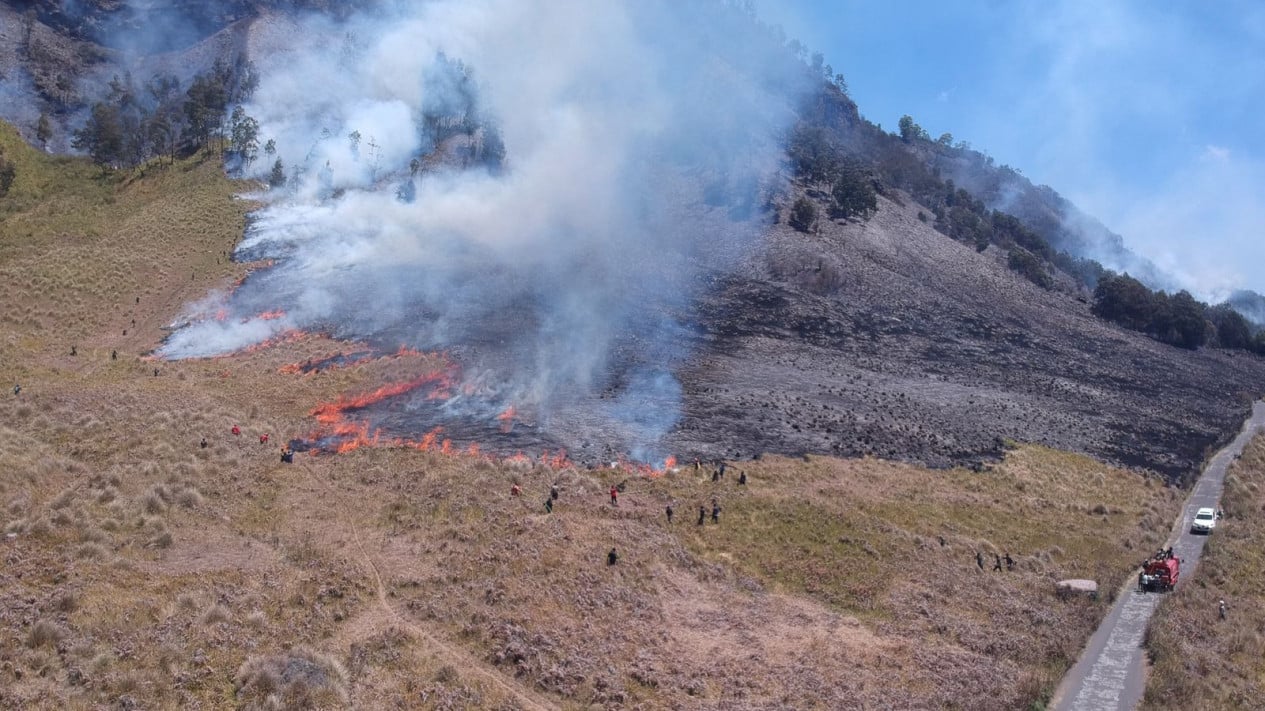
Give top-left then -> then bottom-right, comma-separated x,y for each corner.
668,189 -> 1264,481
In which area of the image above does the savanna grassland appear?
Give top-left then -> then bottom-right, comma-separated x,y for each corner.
1142,433 -> 1265,710
0,122 -> 1186,709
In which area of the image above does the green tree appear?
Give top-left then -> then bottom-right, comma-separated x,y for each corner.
184,63 -> 231,150
831,160 -> 878,220
72,102 -> 124,171
347,130 -> 361,160
1007,249 -> 1053,289
787,124 -> 840,184
268,158 -> 286,188
898,115 -> 929,142
35,112 -> 51,148
1166,290 -> 1207,350
1209,304 -> 1251,349
788,197 -> 817,232
1092,274 -> 1157,331
229,105 -> 260,167
0,153 -> 15,197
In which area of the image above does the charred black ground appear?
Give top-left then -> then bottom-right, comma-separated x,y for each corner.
666,192 -> 1263,482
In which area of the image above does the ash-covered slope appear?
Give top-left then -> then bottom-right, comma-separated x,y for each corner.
670,191 -> 1265,481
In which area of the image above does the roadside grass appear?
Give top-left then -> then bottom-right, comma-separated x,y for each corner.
0,120 -> 1190,709
1141,433 -> 1265,710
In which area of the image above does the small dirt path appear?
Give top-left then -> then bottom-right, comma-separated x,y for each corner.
305,463 -> 560,711
1049,401 -> 1265,711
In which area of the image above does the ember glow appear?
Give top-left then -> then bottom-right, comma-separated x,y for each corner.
161,0 -> 810,464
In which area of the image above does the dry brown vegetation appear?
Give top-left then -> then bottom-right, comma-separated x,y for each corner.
1141,433 -> 1265,709
0,121 -> 1187,709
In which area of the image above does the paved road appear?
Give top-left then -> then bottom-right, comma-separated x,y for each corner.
1050,401 -> 1265,711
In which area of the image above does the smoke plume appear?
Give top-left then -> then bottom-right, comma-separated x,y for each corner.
160,0 -> 809,463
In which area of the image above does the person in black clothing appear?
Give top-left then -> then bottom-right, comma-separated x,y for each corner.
993,554 -> 1003,572
665,503 -> 673,523
544,498 -> 553,513
70,345 -> 76,356
697,506 -> 706,526
738,471 -> 747,486
200,436 -> 208,449
711,501 -> 721,524
1004,552 -> 1015,571
607,548 -> 618,566
718,462 -> 726,478
111,350 -> 117,361
550,483 -> 559,501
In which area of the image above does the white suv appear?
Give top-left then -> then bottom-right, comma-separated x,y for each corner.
1191,507 -> 1217,534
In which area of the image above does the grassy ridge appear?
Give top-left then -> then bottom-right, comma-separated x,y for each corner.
0,121 -> 1184,709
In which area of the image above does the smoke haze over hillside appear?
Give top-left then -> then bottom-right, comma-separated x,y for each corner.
159,0 -> 809,462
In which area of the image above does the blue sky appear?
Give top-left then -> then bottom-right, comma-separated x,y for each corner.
759,1 -> 1265,297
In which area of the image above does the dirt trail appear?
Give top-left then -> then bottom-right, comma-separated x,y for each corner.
303,462 -> 560,711
1049,401 -> 1265,711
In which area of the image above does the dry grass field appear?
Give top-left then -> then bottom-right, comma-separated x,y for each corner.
1141,433 -> 1265,710
0,121 -> 1186,709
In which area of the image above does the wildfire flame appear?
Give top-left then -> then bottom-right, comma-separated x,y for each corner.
497,405 -> 516,433
252,309 -> 287,321
289,352 -> 673,476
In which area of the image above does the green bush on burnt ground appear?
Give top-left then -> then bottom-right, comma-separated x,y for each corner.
1142,433 -> 1265,710
788,196 -> 818,233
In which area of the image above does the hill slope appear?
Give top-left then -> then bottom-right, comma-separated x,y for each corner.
671,185 -> 1265,481
0,118 -> 1189,710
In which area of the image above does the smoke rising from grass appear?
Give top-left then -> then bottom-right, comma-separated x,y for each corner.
161,0 -> 809,461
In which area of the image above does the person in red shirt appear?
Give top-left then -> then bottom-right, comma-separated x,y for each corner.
231,425 -> 241,436
610,486 -> 618,506
260,433 -> 270,445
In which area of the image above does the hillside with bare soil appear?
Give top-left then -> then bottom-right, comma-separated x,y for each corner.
0,121 -> 1194,710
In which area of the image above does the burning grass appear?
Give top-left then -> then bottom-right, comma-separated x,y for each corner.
1141,433 -> 1265,709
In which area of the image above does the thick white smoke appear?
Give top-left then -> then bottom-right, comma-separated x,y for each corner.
161,0 -> 809,460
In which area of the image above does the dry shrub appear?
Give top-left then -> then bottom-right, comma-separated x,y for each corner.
150,531 -> 173,549
177,593 -> 198,612
202,603 -> 231,625
54,591 -> 79,613
142,493 -> 165,515
28,517 -> 52,537
246,610 -> 268,628
234,647 -> 349,709
26,619 -> 66,649
50,489 -> 75,510
75,542 -> 106,559
176,487 -> 202,508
